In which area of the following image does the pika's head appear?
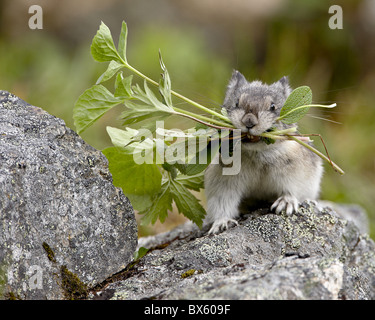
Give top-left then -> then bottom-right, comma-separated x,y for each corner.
223,70 -> 293,139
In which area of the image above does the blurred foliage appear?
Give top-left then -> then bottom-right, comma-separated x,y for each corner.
0,0 -> 374,237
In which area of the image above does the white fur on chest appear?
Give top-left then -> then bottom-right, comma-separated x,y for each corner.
204,140 -> 323,230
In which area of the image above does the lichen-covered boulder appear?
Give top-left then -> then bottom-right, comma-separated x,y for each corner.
102,201 -> 375,300
0,91 -> 138,299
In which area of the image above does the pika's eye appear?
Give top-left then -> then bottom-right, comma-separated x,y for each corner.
235,100 -> 239,108
270,103 -> 276,111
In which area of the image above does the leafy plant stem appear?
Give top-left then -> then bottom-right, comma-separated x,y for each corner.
169,90 -> 230,123
286,134 -> 345,175
259,132 -> 287,140
267,127 -> 298,135
125,62 -> 159,87
123,62 -> 230,123
173,107 -> 235,130
277,103 -> 337,122
258,127 -> 298,141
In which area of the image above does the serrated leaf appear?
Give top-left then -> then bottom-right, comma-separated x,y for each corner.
91,21 -> 122,63
173,162 -> 188,175
121,101 -> 171,127
73,85 -> 125,134
164,138 -> 190,165
160,129 -> 216,169
118,21 -> 128,62
102,146 -> 162,211
184,138 -> 221,176
170,180 -> 206,228
121,81 -> 175,126
141,81 -> 174,113
175,173 -> 204,191
162,163 -> 178,179
163,128 -> 223,176
158,50 -> 172,107
278,86 -> 312,124
138,181 -> 172,225
96,60 -> 124,84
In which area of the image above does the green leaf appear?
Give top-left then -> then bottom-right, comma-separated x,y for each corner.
107,126 -> 137,149
163,138 -> 191,165
278,86 -> 312,124
126,194 -> 153,212
118,21 -> 128,63
160,128 -> 223,176
140,81 -> 174,113
161,163 -> 178,179
91,21 -> 123,63
184,139 -> 221,176
280,103 -> 337,125
158,50 -> 172,107
121,101 -> 170,127
121,81 -> 175,126
115,72 -> 133,98
262,136 -> 276,145
175,173 -> 205,191
133,247 -> 149,260
157,128 -> 218,170
96,60 -> 124,84
73,85 -> 125,134
102,147 -> 162,211
139,181 -> 172,225
106,126 -> 156,163
170,180 -> 206,228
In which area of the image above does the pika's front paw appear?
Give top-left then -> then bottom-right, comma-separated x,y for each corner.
271,195 -> 299,215
208,218 -> 238,235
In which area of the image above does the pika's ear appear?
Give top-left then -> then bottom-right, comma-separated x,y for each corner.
228,70 -> 247,89
278,76 -> 289,86
275,76 -> 292,98
223,70 -> 247,107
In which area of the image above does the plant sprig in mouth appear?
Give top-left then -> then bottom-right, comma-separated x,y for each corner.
241,133 -> 262,143
73,21 -> 345,228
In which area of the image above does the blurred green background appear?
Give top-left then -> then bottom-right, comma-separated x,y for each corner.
1,0 -> 374,238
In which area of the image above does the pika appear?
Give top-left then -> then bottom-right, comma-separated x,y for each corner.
204,70 -> 323,234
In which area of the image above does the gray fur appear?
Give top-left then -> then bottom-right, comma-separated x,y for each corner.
204,71 -> 323,234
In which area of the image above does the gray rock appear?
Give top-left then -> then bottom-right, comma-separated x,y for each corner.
0,91 -> 138,299
100,201 -> 375,300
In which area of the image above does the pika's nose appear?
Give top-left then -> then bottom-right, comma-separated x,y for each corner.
242,113 -> 258,130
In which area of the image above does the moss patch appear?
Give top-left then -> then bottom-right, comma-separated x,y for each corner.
4,291 -> 21,300
42,242 -> 56,263
181,269 -> 196,279
42,241 -> 89,300
181,269 -> 203,279
60,265 -> 88,300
